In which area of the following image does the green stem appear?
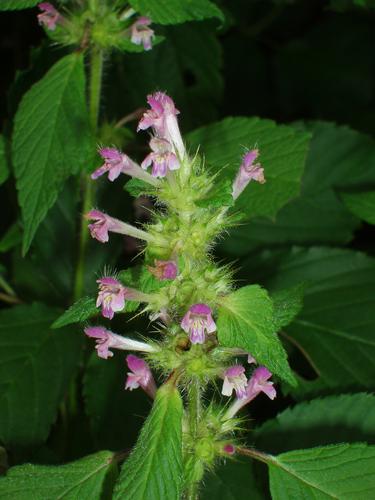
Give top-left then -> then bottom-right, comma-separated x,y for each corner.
73,47 -> 104,301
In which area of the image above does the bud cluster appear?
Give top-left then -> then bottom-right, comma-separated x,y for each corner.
83,91 -> 273,484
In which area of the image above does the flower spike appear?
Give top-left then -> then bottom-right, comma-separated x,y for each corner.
181,303 -> 216,344
138,92 -> 186,158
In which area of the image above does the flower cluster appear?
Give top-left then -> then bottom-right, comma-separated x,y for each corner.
84,91 -> 271,477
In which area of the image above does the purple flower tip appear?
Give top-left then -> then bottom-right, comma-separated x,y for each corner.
223,444 -> 236,455
37,2 -> 61,30
125,354 -> 156,398
222,365 -> 248,399
84,326 -> 114,359
130,16 -> 155,51
247,366 -> 276,400
232,148 -> 265,200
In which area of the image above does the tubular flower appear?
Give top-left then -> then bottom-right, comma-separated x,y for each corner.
181,303 -> 216,344
225,366 -> 276,420
138,92 -> 185,158
232,149 -> 265,200
96,277 -> 127,319
96,276 -> 151,319
92,147 -> 159,185
141,137 -> 180,178
37,2 -> 61,30
130,16 -> 155,51
221,365 -> 248,399
84,326 -> 156,359
86,209 -> 154,244
125,354 -> 157,398
148,259 -> 178,280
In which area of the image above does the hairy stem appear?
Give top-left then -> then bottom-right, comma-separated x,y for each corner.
73,47 -> 104,301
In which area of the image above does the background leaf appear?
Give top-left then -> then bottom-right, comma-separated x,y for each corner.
0,303 -> 82,447
268,443 -> 375,499
0,0 -> 38,10
0,451 -> 115,499
12,53 -> 92,254
128,0 -> 224,25
341,190 -> 375,224
272,283 -> 305,332
52,297 -> 98,329
241,246 -> 375,395
254,393 -> 375,454
113,382 -> 183,500
0,135 -> 9,185
187,117 -> 310,219
217,285 -> 296,386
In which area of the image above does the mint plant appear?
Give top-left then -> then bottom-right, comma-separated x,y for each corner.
1,1 -> 375,499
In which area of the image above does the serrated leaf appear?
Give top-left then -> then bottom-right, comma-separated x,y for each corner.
0,451 -> 115,499
254,246 -> 375,393
187,117 -> 310,220
128,0 -> 224,25
52,297 -> 98,329
83,353 -> 149,451
113,382 -> 183,500
268,443 -> 375,499
0,136 -> 9,185
254,393 -> 375,454
12,53 -> 92,254
272,283 -> 305,332
341,190 -> 375,224
202,459 -> 265,500
220,121 -> 375,256
0,303 -> 82,447
217,285 -> 296,386
0,0 -> 38,10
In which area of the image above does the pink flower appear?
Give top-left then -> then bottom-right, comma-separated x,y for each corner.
246,366 -> 276,401
92,147 -> 159,185
37,3 -> 61,30
84,326 -> 156,359
221,365 -> 248,399
138,92 -> 185,158
232,149 -> 265,200
148,260 -> 178,280
96,277 -> 127,319
141,137 -> 180,178
223,444 -> 236,455
224,366 -> 276,420
130,16 -> 155,51
86,209 -> 154,244
125,354 -> 157,398
181,303 -> 216,344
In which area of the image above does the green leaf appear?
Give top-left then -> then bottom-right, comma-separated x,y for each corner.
113,382 -> 183,500
52,297 -> 98,329
187,117 -> 310,219
124,178 -> 149,197
0,222 -> 22,253
267,443 -> 375,499
254,393 -> 375,454
128,0 -> 224,25
12,53 -> 92,254
341,190 -> 375,224
196,178 -> 234,209
217,285 -> 296,386
272,283 -> 305,332
220,121 -> 375,255
253,247 -> 375,393
83,353 -> 149,451
0,0 -> 38,10
202,459 -> 265,500
0,136 -> 9,185
0,303 -> 82,447
0,451 -> 115,499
